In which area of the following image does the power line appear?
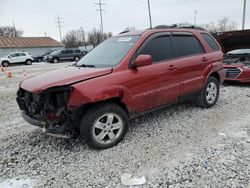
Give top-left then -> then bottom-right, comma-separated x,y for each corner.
12,20 -> 17,37
147,0 -> 153,28
94,0 -> 106,41
242,0 -> 247,30
55,14 -> 63,42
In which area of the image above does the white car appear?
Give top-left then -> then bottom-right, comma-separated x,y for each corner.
0,52 -> 34,67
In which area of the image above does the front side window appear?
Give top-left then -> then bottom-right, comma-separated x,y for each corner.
76,36 -> 140,68
173,35 -> 204,58
9,53 -> 19,58
140,35 -> 172,62
19,53 -> 26,56
66,50 -> 73,54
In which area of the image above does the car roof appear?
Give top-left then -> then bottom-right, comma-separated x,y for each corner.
118,25 -> 207,37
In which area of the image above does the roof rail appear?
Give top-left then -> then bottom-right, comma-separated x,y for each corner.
119,30 -> 130,34
154,24 -> 206,31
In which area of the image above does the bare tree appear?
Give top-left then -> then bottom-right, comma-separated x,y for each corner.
62,28 -> 113,47
0,26 -> 23,37
201,17 -> 238,33
87,28 -> 113,47
62,29 -> 86,47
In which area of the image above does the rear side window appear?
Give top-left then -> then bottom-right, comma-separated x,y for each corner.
19,53 -> 26,56
201,33 -> 220,51
173,35 -> 203,58
140,35 -> 172,62
74,49 -> 81,53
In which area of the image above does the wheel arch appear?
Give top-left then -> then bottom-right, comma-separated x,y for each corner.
209,71 -> 220,82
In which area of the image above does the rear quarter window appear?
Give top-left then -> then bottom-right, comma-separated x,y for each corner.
173,35 -> 204,58
74,50 -> 81,53
201,33 -> 220,51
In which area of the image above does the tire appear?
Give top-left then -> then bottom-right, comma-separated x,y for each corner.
52,58 -> 59,63
2,61 -> 9,67
74,56 -> 80,62
25,59 -> 32,65
37,58 -> 42,62
80,103 -> 129,149
197,77 -> 219,108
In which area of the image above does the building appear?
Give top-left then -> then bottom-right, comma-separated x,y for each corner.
0,37 -> 65,57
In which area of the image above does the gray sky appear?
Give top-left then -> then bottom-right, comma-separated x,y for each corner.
0,0 -> 249,41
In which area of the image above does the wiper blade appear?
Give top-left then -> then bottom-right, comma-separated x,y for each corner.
75,64 -> 96,68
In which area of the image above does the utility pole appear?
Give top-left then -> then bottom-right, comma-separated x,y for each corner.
147,0 -> 153,28
55,14 -> 63,42
94,0 -> 106,41
194,10 -> 197,26
80,27 -> 85,45
242,0 -> 247,30
45,32 -> 47,37
12,20 -> 17,37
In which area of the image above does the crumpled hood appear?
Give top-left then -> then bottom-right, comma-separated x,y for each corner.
20,66 -> 112,94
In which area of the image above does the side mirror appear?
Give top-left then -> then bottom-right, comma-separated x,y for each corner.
134,55 -> 152,68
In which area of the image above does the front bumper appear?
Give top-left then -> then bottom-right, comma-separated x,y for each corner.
21,111 -> 71,137
21,110 -> 45,127
17,87 -> 75,138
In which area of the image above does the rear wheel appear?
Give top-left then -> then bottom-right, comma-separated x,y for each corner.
74,56 -> 80,61
197,77 -> 219,108
2,61 -> 9,67
80,103 -> 129,149
25,59 -> 32,65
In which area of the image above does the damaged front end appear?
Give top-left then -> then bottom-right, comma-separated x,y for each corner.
16,86 -> 75,137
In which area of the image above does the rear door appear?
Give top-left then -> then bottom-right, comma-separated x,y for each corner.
18,53 -> 28,62
127,33 -> 180,112
172,32 -> 209,96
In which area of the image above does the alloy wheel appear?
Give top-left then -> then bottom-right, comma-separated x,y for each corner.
206,82 -> 218,104
92,113 -> 124,145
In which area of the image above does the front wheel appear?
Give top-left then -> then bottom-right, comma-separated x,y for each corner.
37,58 -> 42,62
80,103 -> 129,149
197,77 -> 219,108
52,58 -> 59,63
2,61 -> 9,67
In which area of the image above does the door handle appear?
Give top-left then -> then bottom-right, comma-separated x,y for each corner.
168,64 -> 177,71
202,57 -> 208,62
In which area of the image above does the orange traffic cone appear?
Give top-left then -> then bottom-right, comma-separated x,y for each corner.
0,65 -> 4,72
7,69 -> 13,78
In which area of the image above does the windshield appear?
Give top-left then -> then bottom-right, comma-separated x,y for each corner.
76,36 -> 140,68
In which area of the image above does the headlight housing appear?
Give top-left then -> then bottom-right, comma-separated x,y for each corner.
243,65 -> 250,69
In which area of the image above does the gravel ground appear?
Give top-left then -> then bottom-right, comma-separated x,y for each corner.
0,62 -> 249,188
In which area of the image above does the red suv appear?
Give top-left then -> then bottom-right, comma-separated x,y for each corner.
17,26 -> 225,149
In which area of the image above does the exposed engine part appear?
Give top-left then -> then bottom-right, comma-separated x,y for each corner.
17,86 -> 74,135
